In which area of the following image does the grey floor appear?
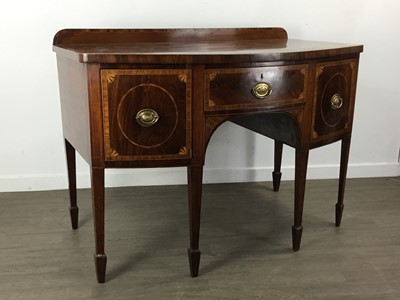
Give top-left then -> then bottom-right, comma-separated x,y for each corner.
0,177 -> 399,300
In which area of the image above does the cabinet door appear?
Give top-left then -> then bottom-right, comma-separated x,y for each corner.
101,69 -> 191,160
311,59 -> 359,143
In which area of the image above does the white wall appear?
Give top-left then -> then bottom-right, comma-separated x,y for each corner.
0,0 -> 399,192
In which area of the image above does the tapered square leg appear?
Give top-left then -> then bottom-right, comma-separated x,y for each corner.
94,254 -> 107,283
292,149 -> 309,251
91,167 -> 107,283
69,206 -> 79,230
187,165 -> 203,277
336,135 -> 351,227
292,225 -> 303,251
187,249 -> 201,277
65,139 -> 78,230
272,140 -> 283,191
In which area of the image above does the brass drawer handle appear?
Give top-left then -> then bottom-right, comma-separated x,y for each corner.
136,109 -> 159,127
331,94 -> 343,109
252,82 -> 272,99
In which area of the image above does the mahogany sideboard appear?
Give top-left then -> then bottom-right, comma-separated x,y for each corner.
53,28 -> 363,283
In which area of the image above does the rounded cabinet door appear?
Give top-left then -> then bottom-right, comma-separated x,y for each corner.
312,59 -> 358,142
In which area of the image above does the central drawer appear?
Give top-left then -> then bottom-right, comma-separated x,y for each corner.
205,65 -> 308,112
101,69 -> 191,161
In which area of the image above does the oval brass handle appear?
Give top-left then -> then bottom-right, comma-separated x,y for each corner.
136,109 -> 159,127
331,94 -> 343,109
252,82 -> 272,99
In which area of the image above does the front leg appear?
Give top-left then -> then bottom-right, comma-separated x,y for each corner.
187,165 -> 203,277
272,140 -> 283,191
292,148 -> 309,251
65,139 -> 78,229
91,167 -> 107,283
336,135 -> 351,227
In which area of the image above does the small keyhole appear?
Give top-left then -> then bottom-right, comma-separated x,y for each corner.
261,74 -> 264,79
145,76 -> 150,83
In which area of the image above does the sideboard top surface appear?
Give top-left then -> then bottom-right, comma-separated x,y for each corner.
53,28 -> 363,64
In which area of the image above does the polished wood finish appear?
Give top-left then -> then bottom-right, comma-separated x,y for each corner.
53,27 -> 289,48
311,59 -> 358,144
101,69 -> 191,160
205,65 -> 307,111
53,28 -> 362,64
53,28 -> 363,282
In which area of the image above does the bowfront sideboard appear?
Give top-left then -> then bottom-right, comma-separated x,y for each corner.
53,28 -> 363,283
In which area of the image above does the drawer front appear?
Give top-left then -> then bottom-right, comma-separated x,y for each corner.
205,65 -> 308,111
311,59 -> 358,141
101,69 -> 191,160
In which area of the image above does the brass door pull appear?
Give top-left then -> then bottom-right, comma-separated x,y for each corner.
331,94 -> 343,109
136,109 -> 159,127
252,82 -> 272,99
